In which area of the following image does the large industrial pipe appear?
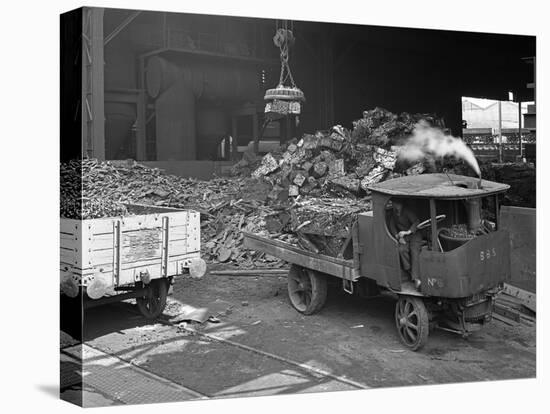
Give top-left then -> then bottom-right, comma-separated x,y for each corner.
145,56 -> 259,160
155,81 -> 196,160
146,55 -> 259,102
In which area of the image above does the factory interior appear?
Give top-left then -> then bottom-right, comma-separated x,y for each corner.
61,8 -> 535,178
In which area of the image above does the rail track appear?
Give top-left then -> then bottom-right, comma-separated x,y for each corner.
61,300 -> 369,405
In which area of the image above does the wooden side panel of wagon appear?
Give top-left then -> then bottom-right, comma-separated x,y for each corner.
60,208 -> 201,291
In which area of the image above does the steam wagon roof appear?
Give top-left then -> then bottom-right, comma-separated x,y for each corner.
368,173 -> 510,199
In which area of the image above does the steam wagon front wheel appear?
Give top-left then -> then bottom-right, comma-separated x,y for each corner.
395,295 -> 430,351
136,279 -> 169,320
287,265 -> 327,315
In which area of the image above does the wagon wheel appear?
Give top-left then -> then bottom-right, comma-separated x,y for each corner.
136,279 -> 169,320
287,265 -> 327,315
395,295 -> 430,351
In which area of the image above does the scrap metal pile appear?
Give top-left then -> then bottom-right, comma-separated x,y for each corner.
452,161 -> 536,208
60,108 -> 452,268
235,108 -> 443,240
60,159 -> 290,268
238,108 -> 444,197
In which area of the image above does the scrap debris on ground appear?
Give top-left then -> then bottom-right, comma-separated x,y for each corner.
60,107 -> 536,269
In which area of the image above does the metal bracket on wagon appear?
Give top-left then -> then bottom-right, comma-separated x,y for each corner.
342,279 -> 354,294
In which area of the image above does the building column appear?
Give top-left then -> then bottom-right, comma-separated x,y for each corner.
82,7 -> 105,160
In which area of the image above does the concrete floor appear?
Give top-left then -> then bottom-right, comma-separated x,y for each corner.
61,273 -> 536,406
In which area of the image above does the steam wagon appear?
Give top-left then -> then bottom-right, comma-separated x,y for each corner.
244,173 -> 511,350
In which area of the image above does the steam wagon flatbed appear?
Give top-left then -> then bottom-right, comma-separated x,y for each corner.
60,204 -> 206,319
244,173 -> 511,350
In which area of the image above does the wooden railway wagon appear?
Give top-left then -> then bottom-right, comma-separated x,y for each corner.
60,204 -> 206,318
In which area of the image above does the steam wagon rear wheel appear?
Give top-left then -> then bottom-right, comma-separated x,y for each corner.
395,295 -> 429,351
287,265 -> 327,315
136,279 -> 169,320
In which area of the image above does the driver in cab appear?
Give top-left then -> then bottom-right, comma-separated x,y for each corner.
388,199 -> 422,288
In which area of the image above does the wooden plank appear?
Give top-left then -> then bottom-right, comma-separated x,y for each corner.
70,212 -> 200,250
60,247 -> 76,258
86,239 -> 199,261
244,232 -> 354,267
66,246 -> 197,272
60,248 -> 76,265
120,227 -> 162,264
166,226 -> 187,240
168,239 -> 191,256
522,303 -> 536,314
60,237 -> 77,250
163,211 -> 194,227
183,215 -> 200,252
84,218 -> 116,235
120,215 -> 163,232
503,283 -> 536,313
88,233 -> 114,251
84,249 -> 114,267
85,230 -> 191,266
121,257 -> 162,270
85,249 -> 169,268
118,211 -> 194,232
122,243 -> 162,263
499,206 -> 536,292
84,215 -> 193,236
494,303 -> 521,322
243,232 -> 357,280
72,210 -> 199,235
492,313 -> 518,326
121,229 -> 161,246
210,269 -> 289,276
73,250 -> 199,272
123,206 -> 195,225
60,218 -> 80,234
66,251 -> 201,277
60,232 -> 76,241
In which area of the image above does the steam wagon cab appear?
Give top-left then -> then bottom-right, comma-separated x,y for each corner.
365,173 -> 511,349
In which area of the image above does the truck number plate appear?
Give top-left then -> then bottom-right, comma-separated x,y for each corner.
480,248 -> 496,261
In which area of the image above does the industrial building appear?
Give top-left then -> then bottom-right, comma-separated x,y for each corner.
59,7 -> 538,406
61,7 -> 535,178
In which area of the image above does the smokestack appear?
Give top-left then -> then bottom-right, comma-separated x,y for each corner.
465,198 -> 482,232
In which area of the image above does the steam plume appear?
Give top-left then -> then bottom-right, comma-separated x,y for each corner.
398,121 -> 481,177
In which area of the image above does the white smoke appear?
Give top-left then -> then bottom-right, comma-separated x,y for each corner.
398,121 -> 481,177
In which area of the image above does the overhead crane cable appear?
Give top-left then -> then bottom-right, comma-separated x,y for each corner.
263,19 -> 304,117
277,29 -> 295,88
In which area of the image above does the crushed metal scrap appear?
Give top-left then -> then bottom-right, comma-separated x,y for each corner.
60,107 -> 534,268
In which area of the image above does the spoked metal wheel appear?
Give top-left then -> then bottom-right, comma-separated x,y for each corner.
287,265 -> 327,315
395,295 -> 430,351
136,279 -> 169,320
